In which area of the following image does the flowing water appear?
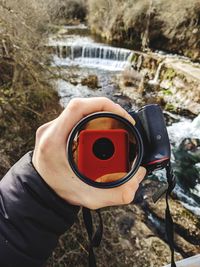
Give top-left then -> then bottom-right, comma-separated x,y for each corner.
49,26 -> 200,217
49,34 -> 133,71
168,115 -> 200,216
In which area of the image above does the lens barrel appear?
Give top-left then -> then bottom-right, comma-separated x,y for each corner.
67,112 -> 144,188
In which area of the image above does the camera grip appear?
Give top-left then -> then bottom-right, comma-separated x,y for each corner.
130,104 -> 171,172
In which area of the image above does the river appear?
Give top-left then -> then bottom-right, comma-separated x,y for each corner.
48,24 -> 200,218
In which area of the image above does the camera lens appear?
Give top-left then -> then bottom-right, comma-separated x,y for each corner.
67,112 -> 143,188
93,138 -> 115,160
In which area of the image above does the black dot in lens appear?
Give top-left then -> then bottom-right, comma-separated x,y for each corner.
93,138 -> 115,160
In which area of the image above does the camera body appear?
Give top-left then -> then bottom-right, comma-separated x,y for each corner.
68,104 -> 171,187
129,104 -> 170,172
77,104 -> 170,176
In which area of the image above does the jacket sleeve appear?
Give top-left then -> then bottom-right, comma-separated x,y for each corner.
0,152 -> 80,267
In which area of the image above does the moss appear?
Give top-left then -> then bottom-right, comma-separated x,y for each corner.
162,88 -> 173,95
165,103 -> 177,112
129,53 -> 139,63
186,50 -> 194,59
162,68 -> 176,81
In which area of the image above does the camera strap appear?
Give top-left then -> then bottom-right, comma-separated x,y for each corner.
152,162 -> 177,267
82,163 -> 176,267
82,207 -> 103,267
165,163 -> 177,267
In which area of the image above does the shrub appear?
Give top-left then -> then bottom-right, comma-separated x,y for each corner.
49,0 -> 87,23
0,0 -> 62,176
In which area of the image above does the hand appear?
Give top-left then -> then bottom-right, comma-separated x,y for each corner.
32,97 -> 146,210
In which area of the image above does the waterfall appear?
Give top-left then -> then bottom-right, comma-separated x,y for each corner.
148,61 -> 165,85
52,43 -> 133,71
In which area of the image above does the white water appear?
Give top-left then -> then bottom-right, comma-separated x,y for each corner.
153,115 -> 200,216
49,35 -> 133,71
149,61 -> 165,85
62,24 -> 87,30
148,213 -> 161,229
167,114 -> 200,146
56,79 -> 103,107
168,113 -> 200,203
190,182 -> 200,198
167,114 -> 200,216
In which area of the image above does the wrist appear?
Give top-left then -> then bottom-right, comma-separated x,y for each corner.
32,150 -> 83,206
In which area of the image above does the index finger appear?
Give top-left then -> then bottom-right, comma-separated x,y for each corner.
96,172 -> 127,183
56,97 -> 135,140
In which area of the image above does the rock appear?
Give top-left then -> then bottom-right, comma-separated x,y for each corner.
173,138 -> 200,190
48,200 -> 184,267
57,28 -> 69,36
162,111 -> 180,125
121,67 -> 143,88
138,179 -> 200,256
81,75 -> 99,89
117,213 -> 135,235
69,78 -> 78,86
113,93 -> 133,111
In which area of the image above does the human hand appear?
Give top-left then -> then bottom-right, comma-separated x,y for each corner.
32,97 -> 146,210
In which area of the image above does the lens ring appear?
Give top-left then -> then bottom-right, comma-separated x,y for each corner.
67,112 -> 144,189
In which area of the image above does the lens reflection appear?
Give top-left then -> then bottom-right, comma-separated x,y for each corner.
70,116 -> 139,184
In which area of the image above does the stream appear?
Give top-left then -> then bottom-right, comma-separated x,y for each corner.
48,25 -> 200,218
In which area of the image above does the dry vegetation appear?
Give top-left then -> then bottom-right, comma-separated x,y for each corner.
49,0 -> 87,24
0,0 -> 62,176
87,0 -> 200,60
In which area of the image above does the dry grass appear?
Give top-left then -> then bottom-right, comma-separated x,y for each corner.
49,0 -> 87,24
46,203 -> 178,267
87,0 -> 200,59
0,0 -> 62,176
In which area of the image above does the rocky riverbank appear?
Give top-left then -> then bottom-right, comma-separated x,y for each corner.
118,51 -> 200,116
49,24 -> 200,117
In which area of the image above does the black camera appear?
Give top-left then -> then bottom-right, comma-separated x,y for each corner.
130,104 -> 171,173
67,104 -> 171,188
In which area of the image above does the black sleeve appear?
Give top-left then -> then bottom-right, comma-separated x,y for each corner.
0,152 -> 80,267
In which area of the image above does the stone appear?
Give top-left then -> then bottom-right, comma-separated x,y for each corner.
81,75 -> 99,89
173,138 -> 200,190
